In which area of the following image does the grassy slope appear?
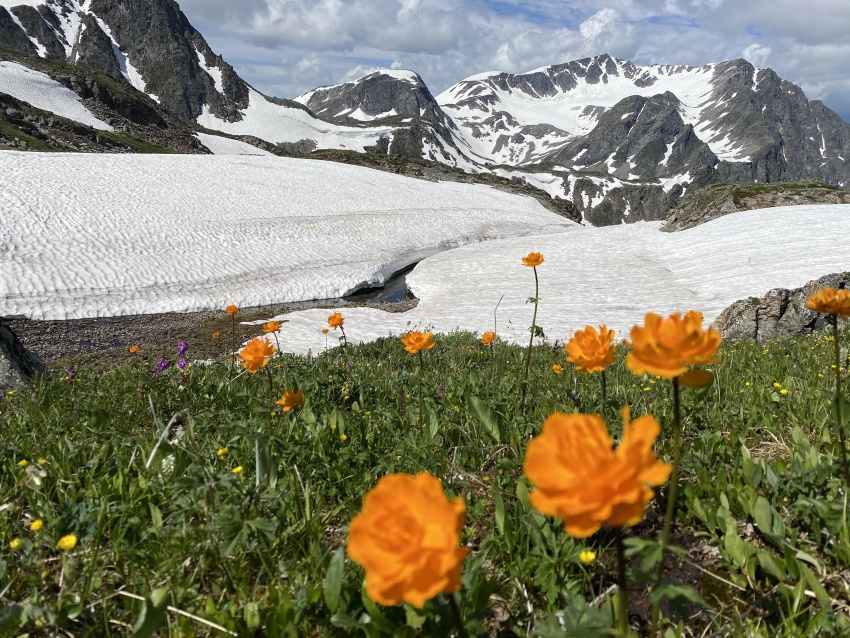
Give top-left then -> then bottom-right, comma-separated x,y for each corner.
2,327 -> 849,636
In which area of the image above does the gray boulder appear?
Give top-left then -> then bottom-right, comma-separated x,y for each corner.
0,319 -> 46,390
713,272 -> 850,341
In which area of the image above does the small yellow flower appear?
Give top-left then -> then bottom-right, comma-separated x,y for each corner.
57,534 -> 77,551
6,390 -> 14,396
831,364 -> 838,369
231,466 -> 243,474
29,519 -> 43,532
579,550 -> 596,564
818,373 -> 824,378
216,447 -> 228,457
745,382 -> 751,387
340,434 -> 348,442
482,476 -> 490,482
9,538 -> 22,550
552,364 -> 564,375
17,459 -> 28,468
772,382 -> 781,389
37,458 -> 48,465
780,388 -> 789,396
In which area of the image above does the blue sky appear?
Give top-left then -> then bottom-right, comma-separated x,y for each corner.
177,0 -> 850,121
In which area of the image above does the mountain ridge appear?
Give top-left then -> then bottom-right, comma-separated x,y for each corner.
1,0 -> 848,225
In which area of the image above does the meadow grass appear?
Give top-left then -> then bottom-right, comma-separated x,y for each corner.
1,328 -> 849,636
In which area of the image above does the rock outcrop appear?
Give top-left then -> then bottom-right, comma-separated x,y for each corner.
713,272 -> 850,341
663,182 -> 850,231
0,319 -> 46,389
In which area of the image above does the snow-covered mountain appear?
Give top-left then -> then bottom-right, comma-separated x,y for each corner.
2,0 -> 849,225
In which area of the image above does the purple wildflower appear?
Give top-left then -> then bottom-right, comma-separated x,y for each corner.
346,361 -> 353,369
177,340 -> 189,356
156,357 -> 170,371
177,374 -> 186,386
436,383 -> 447,399
65,364 -> 76,381
150,368 -> 160,380
177,357 -> 187,370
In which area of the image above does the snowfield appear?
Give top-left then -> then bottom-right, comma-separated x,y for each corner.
0,151 -> 571,319
1,151 -> 847,353
261,205 -> 850,355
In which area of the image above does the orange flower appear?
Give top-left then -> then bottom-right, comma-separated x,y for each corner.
524,409 -> 671,538
263,321 -> 281,333
401,331 -> 435,354
522,252 -> 544,267
238,337 -> 276,373
128,345 -> 139,354
552,364 -> 564,375
806,287 -> 850,317
347,472 -> 469,608
212,332 -> 221,339
481,331 -> 496,347
565,325 -> 617,373
625,311 -> 721,378
328,312 -> 345,329
322,328 -> 330,335
276,390 -> 304,412
225,305 -> 238,316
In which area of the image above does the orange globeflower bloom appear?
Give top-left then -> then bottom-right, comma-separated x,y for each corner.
806,287 -> 850,317
238,337 -> 276,373
625,311 -> 721,378
552,364 -> 564,375
522,252 -> 544,267
322,328 -> 330,335
565,325 -> 617,373
481,331 -> 496,347
212,332 -> 221,339
328,312 -> 345,329
128,345 -> 139,354
275,390 -> 304,412
401,331 -> 435,354
225,305 -> 238,316
347,472 -> 469,608
263,321 -> 281,333
524,409 -> 671,538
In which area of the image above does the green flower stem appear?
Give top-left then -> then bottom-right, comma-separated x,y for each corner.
340,325 -> 348,346
446,593 -> 468,638
615,528 -> 630,637
601,369 -> 608,414
832,314 -> 850,487
519,266 -> 539,413
650,375 -> 682,636
229,315 -> 236,377
418,349 -> 425,429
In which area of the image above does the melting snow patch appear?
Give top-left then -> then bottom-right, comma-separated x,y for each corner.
0,61 -> 112,130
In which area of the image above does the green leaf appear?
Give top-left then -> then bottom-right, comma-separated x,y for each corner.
323,547 -> 345,614
757,550 -> 786,581
466,396 -> 500,443
752,496 -> 786,547
426,405 -> 441,440
648,581 -> 708,609
243,602 -> 260,631
494,488 -> 506,536
798,562 -> 831,609
131,588 -> 168,638
404,604 -> 427,630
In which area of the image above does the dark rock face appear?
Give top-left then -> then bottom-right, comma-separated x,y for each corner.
713,272 -> 850,341
71,14 -> 124,80
0,6 -> 38,55
0,320 -> 46,390
9,6 -> 65,59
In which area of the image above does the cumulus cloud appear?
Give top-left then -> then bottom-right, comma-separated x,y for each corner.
742,43 -> 771,67
177,0 -> 850,121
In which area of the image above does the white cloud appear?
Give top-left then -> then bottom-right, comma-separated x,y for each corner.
742,43 -> 771,67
